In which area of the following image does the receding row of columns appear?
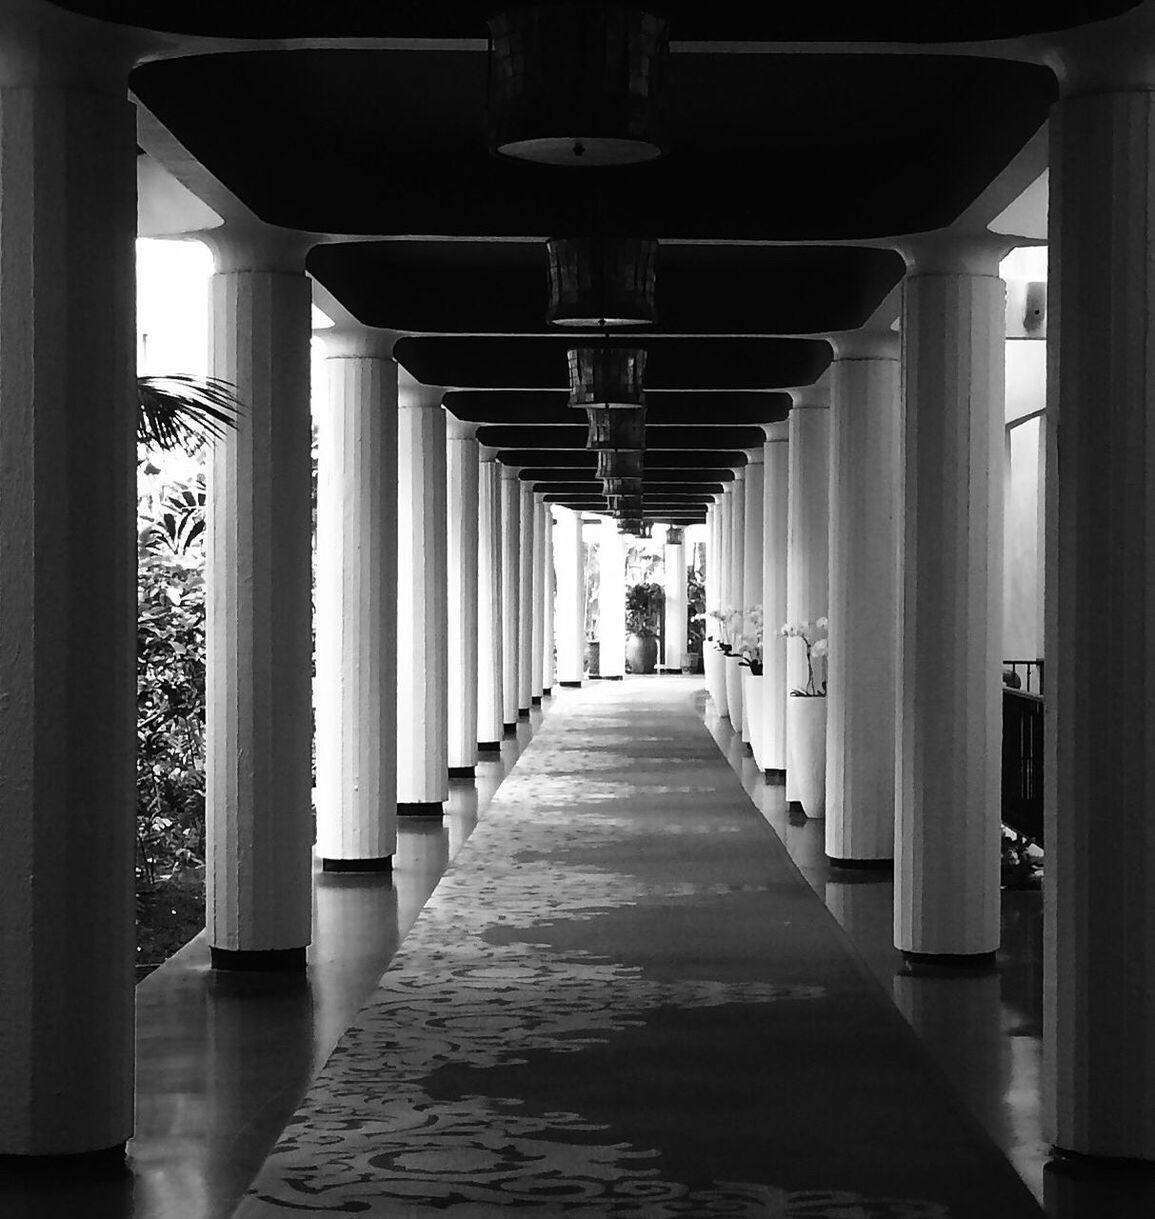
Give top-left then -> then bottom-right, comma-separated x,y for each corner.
1,26 -> 1152,1169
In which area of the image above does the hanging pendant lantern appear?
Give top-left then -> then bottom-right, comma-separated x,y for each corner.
586,405 -> 646,450
619,518 -> 651,537
596,448 -> 645,480
665,525 -> 684,544
487,4 -> 670,167
548,237 -> 657,328
604,476 -> 644,498
568,346 -> 646,410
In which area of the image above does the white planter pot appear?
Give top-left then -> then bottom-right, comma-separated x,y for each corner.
705,646 -> 728,717
786,695 -> 827,818
743,671 -> 765,768
725,655 -> 744,734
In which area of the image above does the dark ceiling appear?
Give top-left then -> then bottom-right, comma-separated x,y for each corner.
132,51 -> 1056,241
52,2 -> 1140,41
106,0 -> 1103,522
308,243 -> 905,335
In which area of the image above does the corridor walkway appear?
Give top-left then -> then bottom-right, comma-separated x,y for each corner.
239,679 -> 1042,1217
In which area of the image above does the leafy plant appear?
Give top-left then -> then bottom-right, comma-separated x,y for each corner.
686,545 -> 706,654
137,374 -> 241,453
626,582 -> 663,638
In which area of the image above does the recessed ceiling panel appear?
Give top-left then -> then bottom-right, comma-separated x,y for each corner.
131,51 -> 1056,241
308,241 -> 904,335
55,2 -> 1139,41
394,337 -> 831,390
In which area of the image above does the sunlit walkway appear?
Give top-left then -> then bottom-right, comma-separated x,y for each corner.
234,677 -> 1041,1217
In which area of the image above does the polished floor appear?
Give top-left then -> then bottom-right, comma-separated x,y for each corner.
2,677 -> 1151,1217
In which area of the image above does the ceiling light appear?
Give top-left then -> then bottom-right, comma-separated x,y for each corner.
547,236 -> 657,328
586,406 -> 646,450
567,345 -> 646,410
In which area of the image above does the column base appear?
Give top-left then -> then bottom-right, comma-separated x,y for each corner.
478,741 -> 502,753
763,769 -> 786,784
322,856 -> 393,873
559,680 -> 583,688
602,674 -> 624,681
518,708 -> 531,719
827,855 -> 894,872
901,950 -> 997,975
531,695 -> 542,706
448,766 -> 476,779
542,686 -> 552,697
0,1144 -> 127,1177
210,946 -> 308,972
502,722 -> 518,736
397,801 -> 444,817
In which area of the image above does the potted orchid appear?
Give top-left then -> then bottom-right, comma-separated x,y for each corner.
781,616 -> 829,818
737,606 -> 766,767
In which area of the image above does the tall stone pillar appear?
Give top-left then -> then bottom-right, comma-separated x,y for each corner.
762,424 -> 790,772
542,505 -> 556,693
518,481 -> 535,714
664,527 -> 687,671
530,493 -> 546,702
205,230 -> 313,970
476,447 -> 505,750
446,416 -> 480,776
598,520 -> 627,679
1045,43 -> 1155,1163
895,237 -> 1005,961
0,36 -> 137,1159
785,383 -> 831,804
826,334 -> 901,866
713,489 -> 732,716
396,385 -> 449,815
743,448 -> 765,643
729,466 -> 747,625
499,465 -> 522,731
554,506 -> 586,685
315,329 -> 398,872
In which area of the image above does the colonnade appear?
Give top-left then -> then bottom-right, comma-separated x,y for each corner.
0,16 -> 1151,1173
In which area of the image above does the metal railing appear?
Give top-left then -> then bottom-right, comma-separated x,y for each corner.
1002,663 -> 1044,845
1003,658 -> 1044,696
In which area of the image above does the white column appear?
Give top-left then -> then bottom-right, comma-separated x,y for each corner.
554,506 -> 586,685
499,465 -> 522,729
729,467 -> 747,624
446,416 -> 480,775
664,528 -> 687,670
598,521 -> 627,678
477,447 -> 505,749
315,329 -> 398,872
518,481 -> 535,714
743,448 -> 765,644
895,237 -> 1005,960
712,490 -> 732,717
1045,52 -> 1155,1162
762,424 -> 790,772
826,334 -> 901,865
543,506 -> 556,692
785,383 -> 831,804
206,231 -> 313,969
0,43 -> 137,1159
530,493 -> 546,702
396,387 -> 449,814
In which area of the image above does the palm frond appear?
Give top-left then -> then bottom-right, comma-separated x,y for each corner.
137,375 -> 243,453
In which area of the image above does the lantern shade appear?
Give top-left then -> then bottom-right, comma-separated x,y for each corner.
619,518 -> 651,536
665,525 -> 685,544
487,4 -> 669,166
568,346 -> 646,410
586,406 -> 646,450
596,448 -> 645,480
604,477 -> 644,498
548,237 -> 657,328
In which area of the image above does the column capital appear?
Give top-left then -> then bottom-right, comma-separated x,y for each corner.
762,421 -> 789,443
829,329 -> 900,361
1044,12 -> 1155,97
499,460 -> 522,480
445,413 -> 479,441
898,233 -> 1011,277
478,443 -> 500,463
323,326 -> 395,361
731,466 -> 746,483
0,4 -> 134,91
203,225 -> 312,275
743,446 -> 765,465
789,380 -> 830,411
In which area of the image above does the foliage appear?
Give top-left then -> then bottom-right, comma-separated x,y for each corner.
137,374 -> 241,453
686,545 -> 706,654
625,540 -> 662,587
735,605 -> 764,674
584,539 -> 600,640
626,581 -> 663,638
780,617 -> 829,697
136,470 -> 207,887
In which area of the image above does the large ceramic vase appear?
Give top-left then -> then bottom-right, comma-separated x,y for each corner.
625,633 -> 658,674
786,694 -> 827,818
743,670 -> 764,768
706,645 -> 729,716
724,654 -> 744,734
